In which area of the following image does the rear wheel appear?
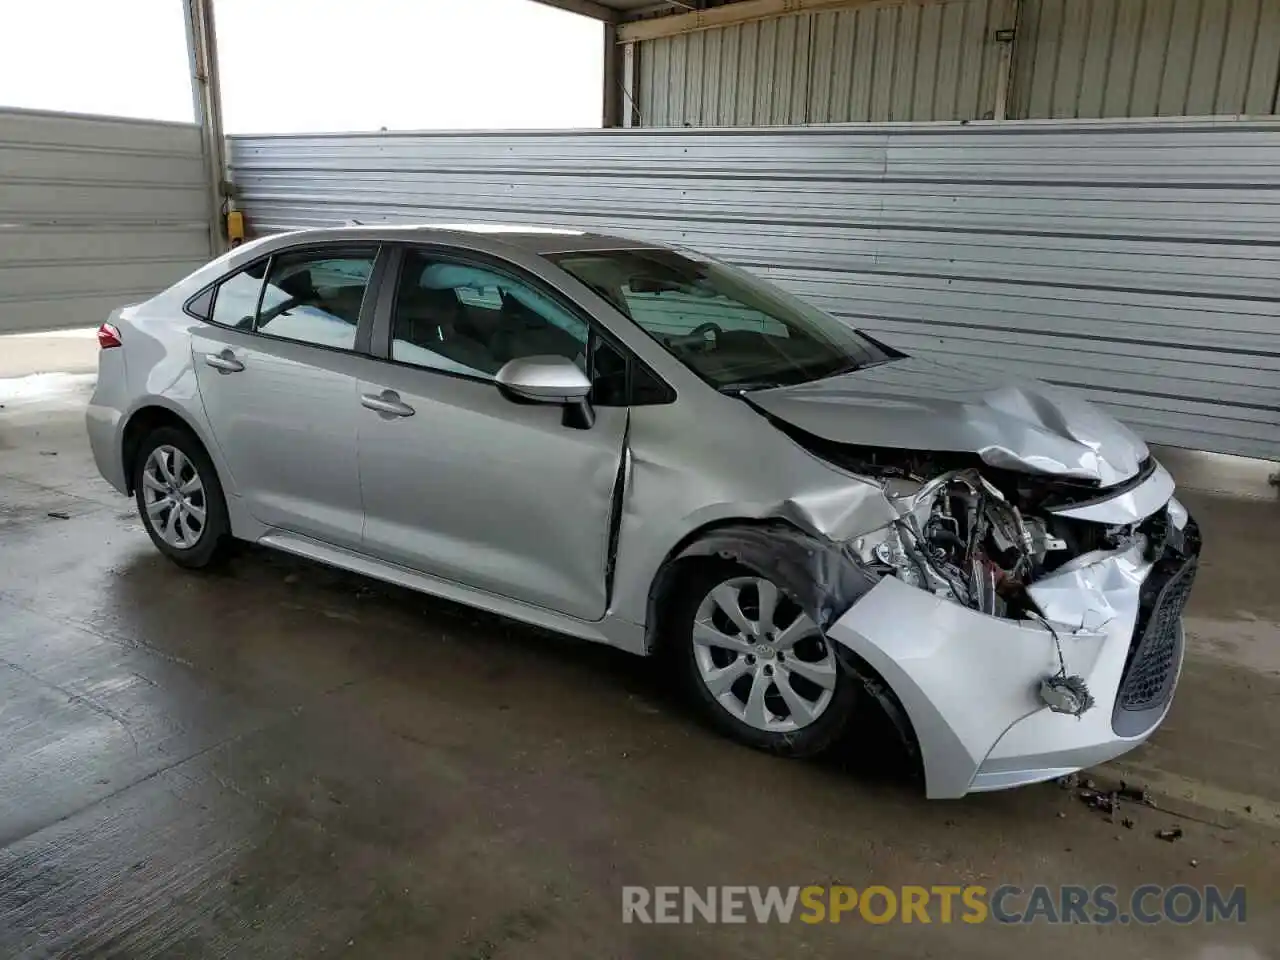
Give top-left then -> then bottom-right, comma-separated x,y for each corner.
672,563 -> 858,757
133,426 -> 230,569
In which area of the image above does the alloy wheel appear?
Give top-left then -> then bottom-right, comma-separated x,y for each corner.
691,575 -> 837,733
140,444 -> 207,550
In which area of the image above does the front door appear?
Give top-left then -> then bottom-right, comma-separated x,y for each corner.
356,250 -> 626,621
191,245 -> 380,548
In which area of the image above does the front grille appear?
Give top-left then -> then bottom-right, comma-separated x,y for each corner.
1118,557 -> 1196,710
1112,514 -> 1200,735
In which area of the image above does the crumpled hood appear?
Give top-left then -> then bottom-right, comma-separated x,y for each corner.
749,356 -> 1148,486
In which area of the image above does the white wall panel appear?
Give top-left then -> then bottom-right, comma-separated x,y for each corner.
0,107 -> 212,334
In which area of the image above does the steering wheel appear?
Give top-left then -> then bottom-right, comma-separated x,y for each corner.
679,321 -> 723,352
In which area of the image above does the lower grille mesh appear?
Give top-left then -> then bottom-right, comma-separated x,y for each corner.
1119,558 -> 1196,711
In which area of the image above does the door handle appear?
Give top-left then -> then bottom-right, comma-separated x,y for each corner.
204,350 -> 244,373
361,391 -> 415,418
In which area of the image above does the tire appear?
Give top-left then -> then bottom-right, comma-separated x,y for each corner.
132,425 -> 231,569
669,561 -> 858,757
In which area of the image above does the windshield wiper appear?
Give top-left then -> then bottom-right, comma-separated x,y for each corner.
718,380 -> 787,394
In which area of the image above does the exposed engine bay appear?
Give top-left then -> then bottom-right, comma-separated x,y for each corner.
720,360 -> 1200,796
857,467 -> 1160,621
858,468 -> 1066,619
789,435 -> 1168,624
778,436 -> 1198,724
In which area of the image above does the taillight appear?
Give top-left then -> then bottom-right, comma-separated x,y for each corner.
97,322 -> 122,349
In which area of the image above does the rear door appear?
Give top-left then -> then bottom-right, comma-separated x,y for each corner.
191,244 -> 383,549
354,246 -> 628,621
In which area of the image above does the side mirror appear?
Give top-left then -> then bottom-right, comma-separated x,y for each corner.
495,356 -> 591,404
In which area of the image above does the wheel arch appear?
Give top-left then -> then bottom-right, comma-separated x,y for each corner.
644,517 -> 879,656
644,517 -> 794,656
648,517 -> 923,774
120,401 -> 217,495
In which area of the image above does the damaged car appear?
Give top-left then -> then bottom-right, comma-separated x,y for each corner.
86,226 -> 1200,798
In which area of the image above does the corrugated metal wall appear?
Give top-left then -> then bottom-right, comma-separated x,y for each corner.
809,0 -> 1011,121
638,0 -> 1013,124
1014,0 -> 1280,118
633,0 -> 1280,125
227,120 -> 1280,461
0,107 -> 212,334
639,14 -> 814,125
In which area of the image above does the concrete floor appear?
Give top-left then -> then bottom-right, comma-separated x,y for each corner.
1,348 -> 1278,958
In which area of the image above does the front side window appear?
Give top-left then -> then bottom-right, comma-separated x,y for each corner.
390,251 -> 589,379
548,248 -> 892,391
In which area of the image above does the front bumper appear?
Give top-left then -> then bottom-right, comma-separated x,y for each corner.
825,513 -> 1199,798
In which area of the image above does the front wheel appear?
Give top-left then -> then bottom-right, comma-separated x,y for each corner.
133,426 -> 230,569
673,563 -> 858,757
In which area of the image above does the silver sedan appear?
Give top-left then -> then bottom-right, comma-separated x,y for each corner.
87,225 -> 1199,797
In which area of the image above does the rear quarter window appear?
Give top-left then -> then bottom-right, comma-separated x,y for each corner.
210,262 -> 269,331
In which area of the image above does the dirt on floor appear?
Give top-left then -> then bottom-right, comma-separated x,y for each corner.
1,368 -> 1277,959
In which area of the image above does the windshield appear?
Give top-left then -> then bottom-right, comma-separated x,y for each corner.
547,248 -> 893,391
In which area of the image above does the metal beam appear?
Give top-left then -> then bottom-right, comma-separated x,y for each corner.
528,0 -> 621,22
602,22 -> 623,126
183,0 -> 227,256
995,0 -> 1025,121
617,0 -> 906,43
622,42 -> 639,126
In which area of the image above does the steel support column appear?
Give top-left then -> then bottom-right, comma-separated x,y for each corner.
184,0 -> 227,256
603,22 -> 623,127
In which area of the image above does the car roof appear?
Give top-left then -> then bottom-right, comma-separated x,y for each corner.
268,223 -> 666,257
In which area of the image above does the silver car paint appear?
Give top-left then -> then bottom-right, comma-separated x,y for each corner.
1049,460 -> 1176,525
747,354 -> 1151,486
355,360 -> 629,621
608,396 -> 898,638
825,532 -> 1161,798
192,325 -> 368,550
87,225 -> 1187,798
189,229 -> 898,629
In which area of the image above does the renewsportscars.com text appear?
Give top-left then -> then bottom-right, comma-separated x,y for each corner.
622,884 -> 1247,925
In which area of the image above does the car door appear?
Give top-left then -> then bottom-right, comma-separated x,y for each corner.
190,244 -> 382,549
355,246 -> 628,621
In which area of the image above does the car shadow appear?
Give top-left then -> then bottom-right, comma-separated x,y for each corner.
115,539 -> 924,795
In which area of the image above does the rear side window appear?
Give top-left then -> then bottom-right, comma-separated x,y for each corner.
254,250 -> 376,351
185,285 -> 215,321
207,247 -> 378,352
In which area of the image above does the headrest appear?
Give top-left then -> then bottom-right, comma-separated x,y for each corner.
417,263 -> 496,291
